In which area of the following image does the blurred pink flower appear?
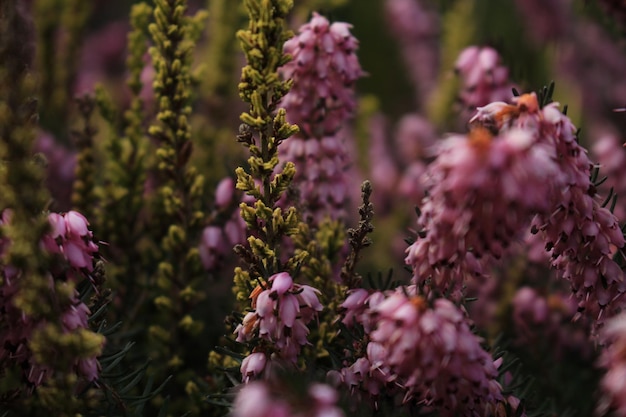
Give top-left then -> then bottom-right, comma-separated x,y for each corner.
455,46 -> 515,122
232,380 -> 344,417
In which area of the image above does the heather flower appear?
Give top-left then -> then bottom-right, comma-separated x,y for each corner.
455,46 -> 515,118
234,272 -> 323,373
368,289 -> 505,416
405,125 -> 559,298
215,177 -> 236,210
279,12 -> 364,138
339,288 -> 370,327
510,96 -> 624,323
240,352 -> 268,383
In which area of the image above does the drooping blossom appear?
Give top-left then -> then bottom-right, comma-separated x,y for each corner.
405,123 -> 559,298
334,287 -> 524,415
279,12 -> 364,138
471,93 -> 626,324
352,287 -> 507,416
232,380 -> 344,417
234,272 -> 323,378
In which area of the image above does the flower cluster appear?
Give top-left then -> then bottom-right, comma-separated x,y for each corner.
471,94 -> 626,324
277,12 -> 364,223
235,272 -> 323,377
335,286 -> 511,416
279,12 -> 364,138
405,123 -> 558,297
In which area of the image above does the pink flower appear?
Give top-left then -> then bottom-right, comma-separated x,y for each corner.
240,352 -> 267,382
65,211 -> 89,237
214,177 -> 235,210
269,272 -> 293,296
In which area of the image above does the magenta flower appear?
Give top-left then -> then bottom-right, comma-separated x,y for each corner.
41,210 -> 98,273
240,352 -> 268,383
